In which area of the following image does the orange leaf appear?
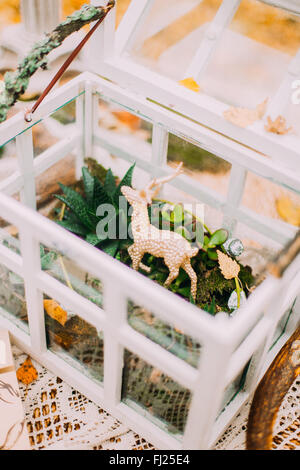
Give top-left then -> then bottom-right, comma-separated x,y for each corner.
112,111 -> 141,131
16,357 -> 38,385
179,77 -> 200,93
276,197 -> 300,227
44,299 -> 68,326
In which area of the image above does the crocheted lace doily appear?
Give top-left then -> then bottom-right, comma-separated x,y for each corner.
12,346 -> 299,450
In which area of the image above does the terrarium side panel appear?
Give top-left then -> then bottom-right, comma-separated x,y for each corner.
242,295 -> 300,394
222,163 -> 247,235
76,92 -> 85,180
182,337 -> 233,450
16,130 -> 36,210
90,74 -> 300,195
18,227 -> 47,354
5,183 -> 218,345
0,261 -> 28,331
103,281 -> 127,409
0,76 -> 84,148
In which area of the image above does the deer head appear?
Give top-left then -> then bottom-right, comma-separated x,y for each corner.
121,163 -> 183,206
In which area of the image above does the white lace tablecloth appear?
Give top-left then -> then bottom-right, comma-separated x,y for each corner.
12,346 -> 299,451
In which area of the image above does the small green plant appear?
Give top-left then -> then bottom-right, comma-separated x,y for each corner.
55,164 -> 135,257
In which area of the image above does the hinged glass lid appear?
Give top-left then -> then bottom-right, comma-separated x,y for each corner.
118,0 -> 300,99
110,0 -> 300,169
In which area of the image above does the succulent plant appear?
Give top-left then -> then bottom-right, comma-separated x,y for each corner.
55,164 -> 135,257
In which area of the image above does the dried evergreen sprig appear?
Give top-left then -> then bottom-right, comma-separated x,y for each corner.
0,2 -> 115,122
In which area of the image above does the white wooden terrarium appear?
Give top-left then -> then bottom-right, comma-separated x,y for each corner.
0,0 -> 299,450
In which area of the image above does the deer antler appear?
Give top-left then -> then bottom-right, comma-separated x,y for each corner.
143,163 -> 183,202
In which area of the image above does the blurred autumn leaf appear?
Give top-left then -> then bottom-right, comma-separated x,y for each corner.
44,299 -> 68,326
276,197 -> 300,227
0,0 -> 20,29
112,110 -> 141,130
62,0 -> 87,18
179,77 -> 200,93
0,1 -> 131,29
62,0 -> 131,27
140,0 -> 300,62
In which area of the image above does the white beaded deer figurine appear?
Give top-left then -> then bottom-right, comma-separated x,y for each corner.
121,163 -> 199,301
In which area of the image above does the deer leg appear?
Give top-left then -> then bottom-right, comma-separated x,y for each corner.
182,258 -> 198,301
129,244 -> 150,273
164,261 -> 180,289
128,244 -> 142,270
128,244 -> 136,261
139,262 -> 151,273
128,244 -> 144,271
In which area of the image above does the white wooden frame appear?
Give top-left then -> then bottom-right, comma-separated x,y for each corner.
0,72 -> 299,449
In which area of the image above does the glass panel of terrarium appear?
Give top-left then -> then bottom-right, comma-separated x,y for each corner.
127,301 -> 201,367
283,99 -> 300,137
241,170 -> 300,230
116,0 -> 134,29
217,358 -> 252,417
94,96 -> 153,170
161,183 -> 224,234
33,91 -> 84,219
122,349 -> 192,437
200,0 -> 300,108
40,245 -> 103,309
270,299 -> 297,349
0,138 -> 18,183
167,132 -> 231,196
0,263 -> 28,332
44,294 -> 104,383
32,95 -> 79,158
234,221 -> 282,275
32,120 -> 59,158
124,0 -> 221,81
35,149 -> 77,216
0,210 -> 20,254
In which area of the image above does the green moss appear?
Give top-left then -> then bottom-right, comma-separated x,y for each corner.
118,246 -> 254,314
84,157 -> 112,184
